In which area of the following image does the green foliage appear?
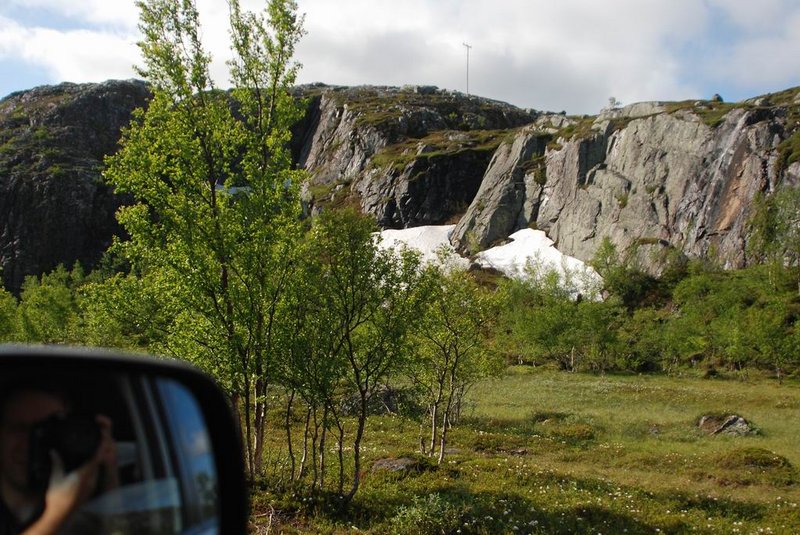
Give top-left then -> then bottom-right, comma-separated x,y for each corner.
748,186 -> 800,293
15,264 -> 84,344
0,287 -> 17,342
80,271 -> 173,350
492,235 -> 800,377
496,258 -> 622,372
590,237 -> 664,309
281,208 -> 430,498
662,263 -> 799,375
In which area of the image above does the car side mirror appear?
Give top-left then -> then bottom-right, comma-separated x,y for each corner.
0,345 -> 247,535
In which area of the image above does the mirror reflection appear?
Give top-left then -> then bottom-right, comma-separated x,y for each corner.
0,370 -> 218,535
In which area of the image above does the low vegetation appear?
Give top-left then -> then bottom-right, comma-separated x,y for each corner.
370,129 -> 507,172
247,367 -> 799,534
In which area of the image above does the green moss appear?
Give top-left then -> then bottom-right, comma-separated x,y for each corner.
521,153 -> 548,185
306,178 -> 352,201
609,116 -> 635,132
369,129 -> 506,173
774,131 -> 800,174
634,237 -> 667,247
554,116 -> 596,142
753,86 -> 800,107
665,100 -> 742,128
326,86 -> 533,134
716,448 -> 791,470
773,92 -> 800,174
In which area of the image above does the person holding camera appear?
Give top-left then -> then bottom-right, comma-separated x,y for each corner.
0,383 -> 117,535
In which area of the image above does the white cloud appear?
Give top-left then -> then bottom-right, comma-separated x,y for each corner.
0,16 -> 138,84
1,0 -> 799,112
294,0 -> 710,112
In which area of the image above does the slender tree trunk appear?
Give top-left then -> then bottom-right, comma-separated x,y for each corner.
437,411 -> 450,465
285,390 -> 296,481
346,392 -> 368,501
253,377 -> 267,476
243,382 -> 254,480
428,402 -> 439,457
438,354 -> 461,464
298,406 -> 312,481
428,377 -> 445,456
310,407 -> 319,490
336,417 -> 346,496
319,407 -> 328,490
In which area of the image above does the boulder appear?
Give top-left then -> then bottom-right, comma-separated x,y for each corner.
370,457 -> 421,473
698,414 -> 756,436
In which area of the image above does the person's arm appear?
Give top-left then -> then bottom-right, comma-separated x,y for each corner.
21,416 -> 117,535
20,462 -> 98,535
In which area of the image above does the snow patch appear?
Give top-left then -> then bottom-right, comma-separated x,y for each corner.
378,226 -> 602,297
476,229 -> 602,297
378,225 -> 469,270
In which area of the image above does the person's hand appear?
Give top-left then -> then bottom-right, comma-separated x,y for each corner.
22,415 -> 118,534
22,450 -> 99,534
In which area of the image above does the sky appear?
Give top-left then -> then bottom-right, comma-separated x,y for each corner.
1,0 -> 799,115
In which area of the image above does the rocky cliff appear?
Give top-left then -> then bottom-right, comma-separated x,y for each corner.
1,81 -> 798,291
0,81 -> 150,292
450,92 -> 800,271
296,85 -> 537,226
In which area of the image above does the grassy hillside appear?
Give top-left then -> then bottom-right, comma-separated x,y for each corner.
253,367 -> 800,534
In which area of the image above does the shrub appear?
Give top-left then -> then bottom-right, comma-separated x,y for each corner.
389,493 -> 463,535
717,448 -> 791,470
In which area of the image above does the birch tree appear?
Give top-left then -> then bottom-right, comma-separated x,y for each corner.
104,0 -> 305,479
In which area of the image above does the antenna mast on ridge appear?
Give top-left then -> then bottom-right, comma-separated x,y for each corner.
462,42 -> 472,96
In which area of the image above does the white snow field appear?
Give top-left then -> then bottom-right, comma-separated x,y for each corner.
378,225 -> 602,297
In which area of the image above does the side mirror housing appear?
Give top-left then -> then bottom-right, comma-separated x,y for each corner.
0,345 -> 247,534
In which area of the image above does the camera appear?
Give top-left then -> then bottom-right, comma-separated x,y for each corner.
28,413 -> 102,492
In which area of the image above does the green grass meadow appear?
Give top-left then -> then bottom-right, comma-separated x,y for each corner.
253,367 -> 800,534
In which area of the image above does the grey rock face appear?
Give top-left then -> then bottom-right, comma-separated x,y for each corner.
297,85 -> 537,226
3,80 -> 798,291
298,91 -> 389,187
0,81 -> 150,292
450,125 -> 551,253
454,99 -> 796,272
357,144 -> 495,228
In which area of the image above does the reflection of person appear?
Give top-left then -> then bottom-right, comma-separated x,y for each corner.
0,383 -> 117,535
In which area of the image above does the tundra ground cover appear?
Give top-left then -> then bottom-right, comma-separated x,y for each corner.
252,366 -> 800,534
